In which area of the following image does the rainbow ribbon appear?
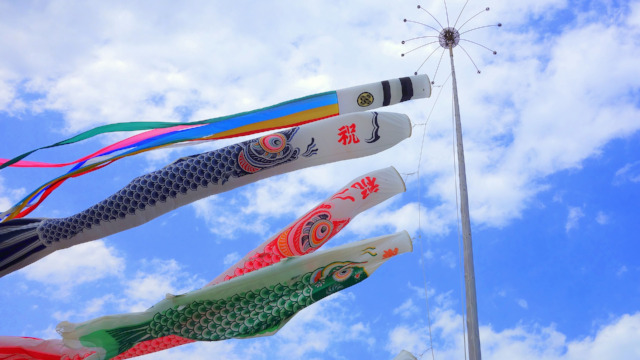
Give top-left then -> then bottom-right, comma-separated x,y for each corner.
0,75 -> 430,221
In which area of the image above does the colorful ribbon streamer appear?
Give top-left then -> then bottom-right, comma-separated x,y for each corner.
0,75 -> 429,222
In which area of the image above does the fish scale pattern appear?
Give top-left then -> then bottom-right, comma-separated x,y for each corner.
36,128 -> 301,247
73,259 -> 368,358
104,271 -> 322,351
146,278 -> 314,341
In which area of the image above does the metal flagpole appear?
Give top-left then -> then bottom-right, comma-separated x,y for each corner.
437,10 -> 503,358
403,6 -> 496,357
447,36 -> 482,359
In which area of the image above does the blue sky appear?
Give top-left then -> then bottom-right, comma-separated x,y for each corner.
1,0 -> 640,359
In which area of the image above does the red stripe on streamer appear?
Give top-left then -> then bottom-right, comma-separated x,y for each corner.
0,346 -> 66,360
14,161 -> 114,219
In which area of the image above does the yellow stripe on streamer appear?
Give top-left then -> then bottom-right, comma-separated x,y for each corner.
204,104 -> 340,140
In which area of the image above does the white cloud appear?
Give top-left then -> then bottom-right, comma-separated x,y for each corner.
387,324 -> 432,358
240,173 -> 319,219
552,192 -> 564,203
52,294 -> 116,321
563,313 -> 640,359
0,1 -> 424,134
423,250 -> 435,261
403,1 -> 640,229
393,298 -> 420,319
0,69 -> 23,113
81,294 -> 117,317
31,256 -> 208,323
617,265 -> 628,277
614,161 -> 640,185
18,240 -> 124,297
440,251 -> 458,269
565,206 -> 585,233
2,0 -> 639,234
192,194 -> 271,239
491,0 -> 569,25
0,175 -> 25,213
517,299 -> 529,309
630,1 -> 640,27
37,325 -> 60,341
407,281 -> 435,300
192,167 -> 436,241
1,3 -> 638,360
388,305 -> 640,360
595,211 -> 609,225
403,5 -> 640,228
222,252 -> 240,266
418,247 -> 458,269
122,258 -> 204,311
348,201 -> 451,237
274,292 -> 373,359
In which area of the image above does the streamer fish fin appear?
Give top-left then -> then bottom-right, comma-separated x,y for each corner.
0,219 -> 46,276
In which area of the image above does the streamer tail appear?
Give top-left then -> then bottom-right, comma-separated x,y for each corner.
0,218 -> 45,277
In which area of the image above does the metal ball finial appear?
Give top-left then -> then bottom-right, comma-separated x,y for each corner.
438,27 -> 460,48
403,4 -> 501,77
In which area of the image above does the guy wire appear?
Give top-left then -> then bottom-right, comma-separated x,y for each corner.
416,73 -> 450,360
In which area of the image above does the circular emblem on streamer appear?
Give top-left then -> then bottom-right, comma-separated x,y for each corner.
306,218 -> 333,249
276,228 -> 295,257
258,133 -> 287,153
332,267 -> 353,282
278,210 -> 335,256
357,92 -> 374,107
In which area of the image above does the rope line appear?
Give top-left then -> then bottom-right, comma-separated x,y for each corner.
416,73 -> 451,360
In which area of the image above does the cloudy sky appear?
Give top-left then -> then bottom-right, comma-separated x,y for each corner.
1,0 -> 640,359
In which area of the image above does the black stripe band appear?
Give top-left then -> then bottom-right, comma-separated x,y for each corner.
382,80 -> 391,106
399,77 -> 413,102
